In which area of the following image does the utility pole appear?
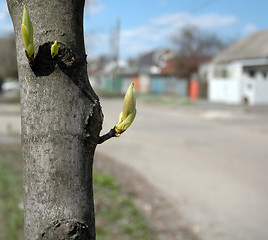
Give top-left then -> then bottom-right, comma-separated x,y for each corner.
109,19 -> 120,90
115,19 -> 120,75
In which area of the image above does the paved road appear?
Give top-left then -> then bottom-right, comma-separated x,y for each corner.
1,98 -> 268,240
97,98 -> 268,240
0,103 -> 21,143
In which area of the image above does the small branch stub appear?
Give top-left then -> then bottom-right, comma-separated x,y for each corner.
98,127 -> 116,144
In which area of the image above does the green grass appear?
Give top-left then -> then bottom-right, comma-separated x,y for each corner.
137,94 -> 194,106
0,144 -> 155,240
0,144 -> 24,240
94,174 -> 155,240
95,89 -> 124,98
95,89 -> 194,106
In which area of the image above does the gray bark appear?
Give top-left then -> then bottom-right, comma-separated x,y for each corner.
7,0 -> 103,239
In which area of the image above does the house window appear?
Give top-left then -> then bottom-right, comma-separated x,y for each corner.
222,69 -> 228,78
249,70 -> 255,77
213,67 -> 228,78
243,65 -> 268,79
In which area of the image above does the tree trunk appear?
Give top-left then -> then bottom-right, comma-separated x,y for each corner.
7,1 -> 103,239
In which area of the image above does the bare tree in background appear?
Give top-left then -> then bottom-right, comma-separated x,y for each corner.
0,35 -> 18,78
172,25 -> 228,78
7,0 -> 103,239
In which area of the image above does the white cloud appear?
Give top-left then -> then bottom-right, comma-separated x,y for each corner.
119,12 -> 238,58
122,12 -> 238,41
85,32 -> 110,57
121,38 -> 156,58
122,26 -> 156,40
85,0 -> 104,15
0,2 -> 9,20
0,2 -> 13,36
190,13 -> 237,28
242,24 -> 258,36
153,12 -> 237,28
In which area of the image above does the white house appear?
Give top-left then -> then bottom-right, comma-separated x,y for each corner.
200,30 -> 268,105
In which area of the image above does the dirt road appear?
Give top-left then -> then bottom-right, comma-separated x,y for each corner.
97,98 -> 268,240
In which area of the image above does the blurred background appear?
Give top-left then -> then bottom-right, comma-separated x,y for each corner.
1,0 -> 268,240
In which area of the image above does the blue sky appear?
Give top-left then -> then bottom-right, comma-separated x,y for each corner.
1,0 -> 268,59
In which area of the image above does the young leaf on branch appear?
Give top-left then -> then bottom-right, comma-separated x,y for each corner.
21,5 -> 34,64
115,82 -> 136,137
98,82 -> 137,144
51,40 -> 59,58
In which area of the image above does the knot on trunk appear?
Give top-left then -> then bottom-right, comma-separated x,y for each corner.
31,42 -> 77,77
39,219 -> 90,240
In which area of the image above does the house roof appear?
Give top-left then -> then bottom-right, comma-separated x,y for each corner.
138,48 -> 175,69
213,29 -> 268,63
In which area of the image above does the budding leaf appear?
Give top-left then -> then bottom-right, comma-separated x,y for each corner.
21,5 -> 34,60
51,40 -> 59,58
115,82 -> 136,137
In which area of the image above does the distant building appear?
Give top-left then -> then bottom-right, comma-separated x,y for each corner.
136,48 -> 188,96
200,30 -> 268,105
88,48 -> 188,96
137,48 -> 177,75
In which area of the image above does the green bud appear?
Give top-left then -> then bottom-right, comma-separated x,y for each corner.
21,5 -> 34,60
51,40 -> 59,58
115,82 -> 136,137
